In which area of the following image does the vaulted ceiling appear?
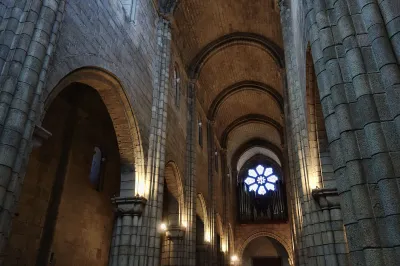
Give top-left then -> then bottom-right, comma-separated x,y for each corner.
172,0 -> 284,169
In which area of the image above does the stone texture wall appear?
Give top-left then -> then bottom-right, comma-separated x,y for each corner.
44,0 -> 159,152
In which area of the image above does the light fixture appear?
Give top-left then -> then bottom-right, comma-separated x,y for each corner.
231,255 -> 238,262
160,223 -> 167,232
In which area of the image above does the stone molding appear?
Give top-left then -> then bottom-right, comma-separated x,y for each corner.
311,188 -> 340,210
32,125 -> 52,149
166,225 -> 186,240
112,196 -> 147,217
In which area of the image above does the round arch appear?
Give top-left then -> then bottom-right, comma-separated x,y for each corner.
221,114 -> 284,148
43,67 -> 145,194
196,193 -> 209,240
188,32 -> 285,79
164,161 -> 185,220
207,81 -> 284,120
237,231 -> 293,265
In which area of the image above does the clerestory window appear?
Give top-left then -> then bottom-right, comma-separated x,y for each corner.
173,64 -> 180,108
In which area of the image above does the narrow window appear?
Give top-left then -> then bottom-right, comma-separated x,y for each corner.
90,146 -> 105,191
173,65 -> 181,108
215,149 -> 219,172
198,117 -> 203,147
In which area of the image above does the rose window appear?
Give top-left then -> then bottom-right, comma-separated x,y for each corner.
244,165 -> 278,195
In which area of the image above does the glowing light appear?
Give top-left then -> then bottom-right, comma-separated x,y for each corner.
264,167 -> 273,176
244,165 -> 278,195
137,181 -> 145,197
256,165 -> 264,175
231,255 -> 238,262
249,184 -> 258,192
267,175 -> 278,183
248,169 -> 257,177
205,233 -> 211,242
160,223 -> 167,231
257,176 -> 266,184
244,177 -> 255,185
258,186 -> 267,195
266,183 -> 275,191
182,221 -> 187,228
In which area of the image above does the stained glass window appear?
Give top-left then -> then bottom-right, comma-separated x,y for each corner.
244,165 -> 278,195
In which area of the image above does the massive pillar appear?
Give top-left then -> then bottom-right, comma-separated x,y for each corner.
305,0 -> 400,265
282,0 -> 400,265
0,0 -> 65,261
280,1 -> 348,265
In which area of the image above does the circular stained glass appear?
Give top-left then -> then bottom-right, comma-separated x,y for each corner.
244,165 -> 278,195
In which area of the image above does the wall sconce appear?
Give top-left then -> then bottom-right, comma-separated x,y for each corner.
160,223 -> 167,232
231,255 -> 238,263
204,234 -> 211,243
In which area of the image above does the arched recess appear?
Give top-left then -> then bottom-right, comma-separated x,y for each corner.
164,161 -> 185,222
188,32 -> 284,79
196,193 -> 209,240
207,81 -> 283,120
221,115 -> 284,149
228,223 -> 235,253
237,231 -> 293,265
44,67 -> 145,194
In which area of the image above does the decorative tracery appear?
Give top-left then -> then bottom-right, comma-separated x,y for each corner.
244,165 -> 279,195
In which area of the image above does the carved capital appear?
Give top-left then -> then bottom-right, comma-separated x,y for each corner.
32,125 -> 52,149
166,225 -> 185,240
312,188 -> 340,210
112,196 -> 147,217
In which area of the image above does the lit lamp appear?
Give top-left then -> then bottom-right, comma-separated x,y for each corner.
160,223 -> 167,232
231,255 -> 238,265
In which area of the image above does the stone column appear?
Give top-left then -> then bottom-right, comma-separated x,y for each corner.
162,226 -> 185,266
312,188 -> 348,266
303,0 -> 400,265
182,80 -> 197,266
108,195 -> 147,266
0,0 -> 66,260
137,16 -> 172,266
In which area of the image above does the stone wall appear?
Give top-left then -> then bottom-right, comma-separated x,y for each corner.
44,0 -> 159,152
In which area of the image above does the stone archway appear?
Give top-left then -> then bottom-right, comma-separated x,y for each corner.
164,161 -> 185,221
44,67 -> 145,193
237,231 -> 293,266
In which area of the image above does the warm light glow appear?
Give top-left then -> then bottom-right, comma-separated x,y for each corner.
231,255 -> 238,262
137,180 -> 146,197
160,223 -> 167,232
309,175 -> 320,190
204,232 -> 211,242
182,221 -> 187,228
221,242 -> 227,253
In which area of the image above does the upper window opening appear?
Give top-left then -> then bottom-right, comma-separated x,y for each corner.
244,165 -> 279,195
198,117 -> 203,147
90,146 -> 105,191
173,64 -> 181,108
215,149 -> 219,172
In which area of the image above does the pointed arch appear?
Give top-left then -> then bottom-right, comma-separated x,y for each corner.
237,231 -> 293,265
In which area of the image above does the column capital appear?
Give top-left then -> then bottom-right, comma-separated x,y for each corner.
166,225 -> 186,240
112,196 -> 147,217
312,188 -> 340,210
